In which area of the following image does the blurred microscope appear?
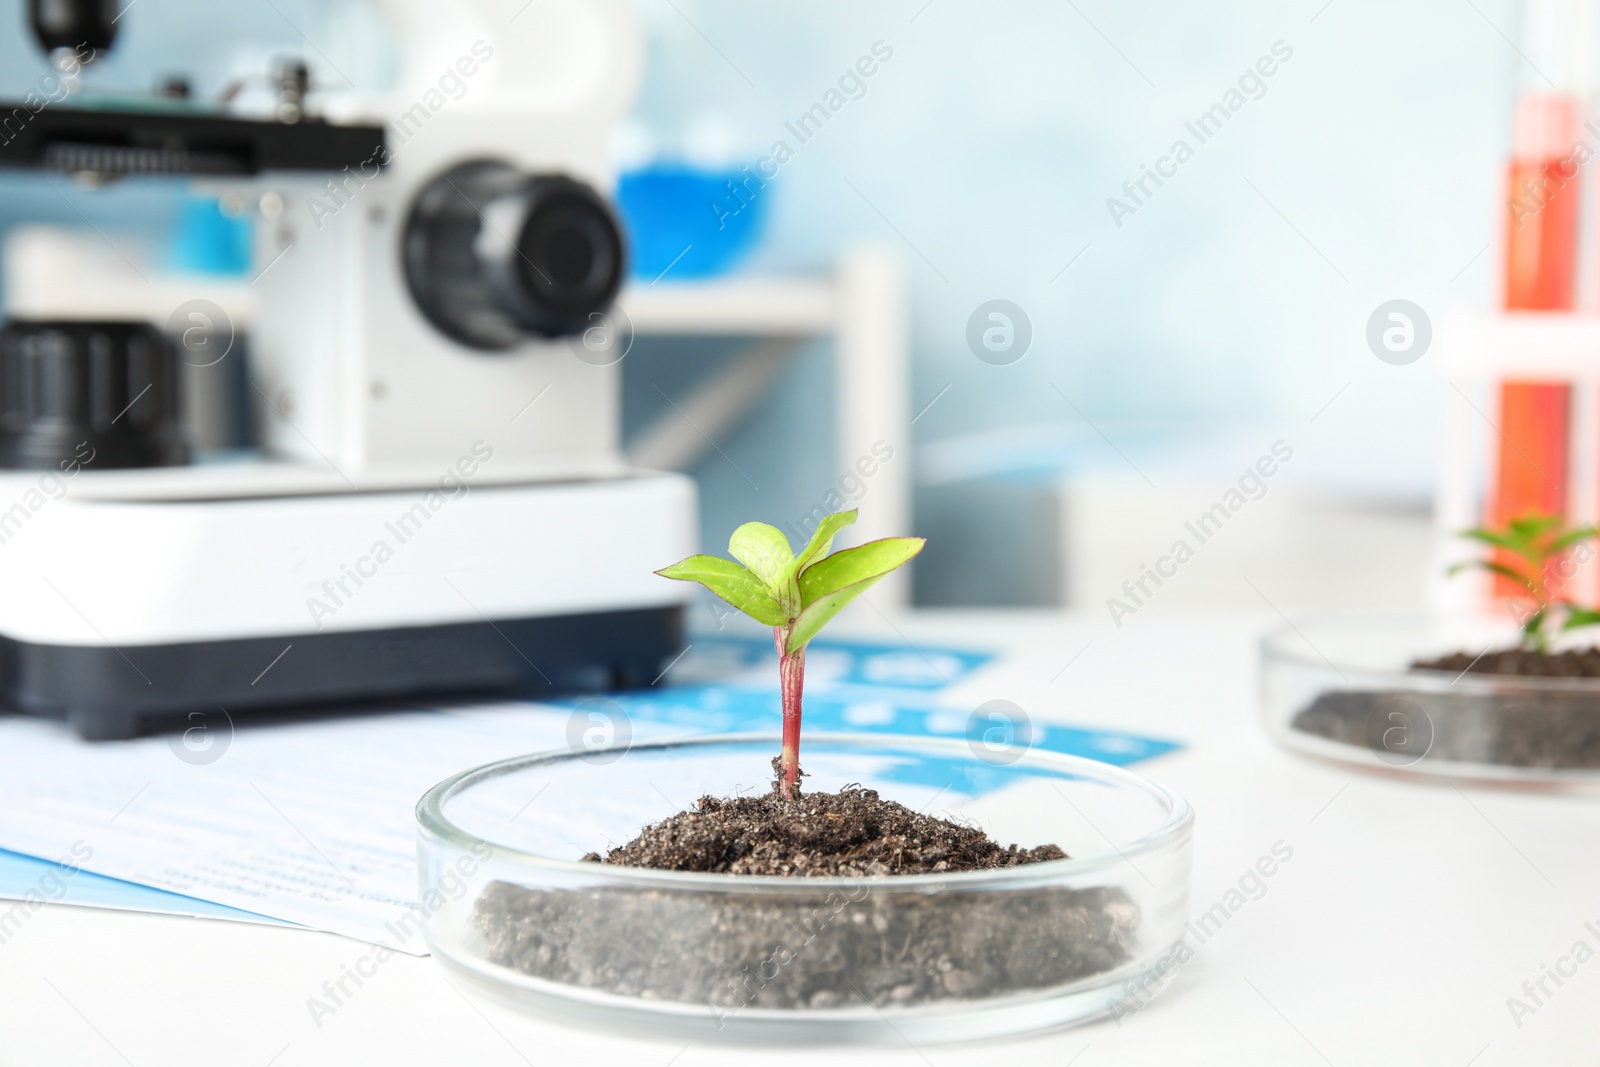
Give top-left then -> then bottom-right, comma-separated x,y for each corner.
0,0 -> 695,737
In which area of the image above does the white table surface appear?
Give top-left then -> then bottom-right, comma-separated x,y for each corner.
3,609 -> 1598,1066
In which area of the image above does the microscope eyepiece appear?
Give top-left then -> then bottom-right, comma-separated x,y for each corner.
513,187 -> 622,313
403,162 -> 626,350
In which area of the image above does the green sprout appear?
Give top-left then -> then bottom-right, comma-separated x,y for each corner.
656,509 -> 924,800
1450,513 -> 1600,652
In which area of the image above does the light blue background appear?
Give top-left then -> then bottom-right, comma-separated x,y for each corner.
0,0 -> 1516,593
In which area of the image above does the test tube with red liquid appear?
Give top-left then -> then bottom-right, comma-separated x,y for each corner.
1490,91 -> 1579,597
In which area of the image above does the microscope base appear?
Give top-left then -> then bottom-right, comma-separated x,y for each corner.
1,604 -> 682,740
0,468 -> 696,739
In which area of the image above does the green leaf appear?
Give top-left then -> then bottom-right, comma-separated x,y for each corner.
1523,605 -> 1550,651
1459,528 -> 1543,564
799,536 -> 925,605
655,554 -> 788,626
786,537 -> 925,653
1522,606 -> 1546,635
1549,524 -> 1600,552
1561,606 -> 1600,632
728,522 -> 795,591
1507,513 -> 1562,539
793,509 -> 857,575
1446,559 -> 1537,594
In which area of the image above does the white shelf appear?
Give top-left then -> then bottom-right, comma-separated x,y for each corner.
618,249 -> 910,607
618,278 -> 835,335
1439,309 -> 1600,377
2,229 -> 913,606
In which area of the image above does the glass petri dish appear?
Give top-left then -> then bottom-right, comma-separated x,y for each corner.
1262,614 -> 1600,787
416,732 -> 1193,1044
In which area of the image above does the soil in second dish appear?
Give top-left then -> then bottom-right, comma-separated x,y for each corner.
1412,646 -> 1600,678
1289,646 -> 1600,771
1290,689 -> 1600,768
472,783 -> 1140,1011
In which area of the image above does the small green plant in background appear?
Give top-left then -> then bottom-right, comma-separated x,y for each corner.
1451,513 -> 1600,652
656,509 -> 923,800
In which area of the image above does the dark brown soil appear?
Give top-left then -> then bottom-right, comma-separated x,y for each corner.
474,879 -> 1137,1013
583,785 -> 1066,877
1290,646 -> 1600,771
472,783 -> 1138,1012
1291,690 -> 1600,769
1412,646 -> 1600,678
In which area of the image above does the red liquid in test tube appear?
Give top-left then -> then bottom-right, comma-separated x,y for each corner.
1490,92 -> 1579,598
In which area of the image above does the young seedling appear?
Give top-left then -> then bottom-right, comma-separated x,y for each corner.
1451,512 -> 1600,652
656,509 -> 923,800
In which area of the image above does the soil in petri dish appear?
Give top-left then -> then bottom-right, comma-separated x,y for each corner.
472,780 -> 1141,1011
1412,647 -> 1600,678
583,783 -> 1065,876
1289,647 -> 1600,769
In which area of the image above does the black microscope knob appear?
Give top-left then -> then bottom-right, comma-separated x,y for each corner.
0,320 -> 188,470
30,0 -> 120,54
403,162 -> 626,350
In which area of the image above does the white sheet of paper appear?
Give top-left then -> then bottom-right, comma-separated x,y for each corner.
0,636 -> 1178,957
0,704 -> 673,955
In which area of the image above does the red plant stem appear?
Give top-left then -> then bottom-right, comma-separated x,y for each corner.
775,626 -> 805,800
